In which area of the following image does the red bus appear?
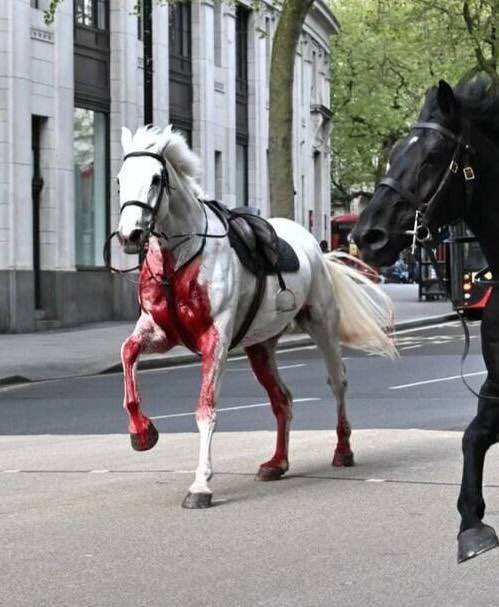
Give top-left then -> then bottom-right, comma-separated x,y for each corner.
330,213 -> 359,253
448,225 -> 492,313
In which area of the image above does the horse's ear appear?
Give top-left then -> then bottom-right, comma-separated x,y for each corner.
121,127 -> 133,154
437,80 -> 457,117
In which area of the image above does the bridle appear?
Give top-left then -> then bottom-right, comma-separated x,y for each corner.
103,150 -> 229,274
119,150 -> 172,228
379,120 -> 476,252
379,120 -> 498,401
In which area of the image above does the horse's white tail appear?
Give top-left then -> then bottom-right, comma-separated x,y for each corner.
323,252 -> 397,358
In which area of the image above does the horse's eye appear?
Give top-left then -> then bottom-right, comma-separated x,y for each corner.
151,174 -> 161,187
425,153 -> 442,166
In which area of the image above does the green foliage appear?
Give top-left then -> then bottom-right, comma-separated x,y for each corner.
330,0 -> 498,196
43,0 -> 63,24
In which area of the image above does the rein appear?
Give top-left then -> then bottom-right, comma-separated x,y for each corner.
380,120 -> 499,401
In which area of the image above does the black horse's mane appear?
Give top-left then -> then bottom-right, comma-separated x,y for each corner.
454,74 -> 499,144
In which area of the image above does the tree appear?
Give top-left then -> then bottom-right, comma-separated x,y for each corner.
268,0 -> 315,218
329,0 -> 497,200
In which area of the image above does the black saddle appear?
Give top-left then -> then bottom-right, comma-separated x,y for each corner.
203,200 -> 300,277
203,199 -> 300,351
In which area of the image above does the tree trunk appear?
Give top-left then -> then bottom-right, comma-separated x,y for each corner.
268,0 -> 315,218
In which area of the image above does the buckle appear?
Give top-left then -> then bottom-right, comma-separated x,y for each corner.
449,160 -> 459,173
463,166 -> 475,181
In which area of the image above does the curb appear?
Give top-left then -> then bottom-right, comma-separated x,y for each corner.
0,312 -> 459,387
100,312 -> 459,375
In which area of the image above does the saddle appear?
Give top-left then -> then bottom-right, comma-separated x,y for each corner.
204,200 -> 300,276
203,199 -> 300,349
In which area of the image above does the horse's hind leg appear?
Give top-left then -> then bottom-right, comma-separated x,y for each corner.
246,337 -> 293,480
298,311 -> 353,467
121,313 -> 169,451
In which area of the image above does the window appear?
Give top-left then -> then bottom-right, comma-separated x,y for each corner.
236,144 -> 248,206
215,151 -> 223,200
235,7 -> 249,92
74,108 -> 108,268
74,0 -> 108,30
214,2 -> 222,67
235,7 -> 249,206
31,0 -> 39,8
169,3 -> 193,138
169,3 -> 192,64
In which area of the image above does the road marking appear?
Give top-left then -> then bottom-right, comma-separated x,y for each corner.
366,478 -> 386,483
89,469 -> 109,474
400,345 -> 423,351
150,397 -> 322,421
227,363 -> 306,372
389,370 -> 486,390
3,469 -> 20,473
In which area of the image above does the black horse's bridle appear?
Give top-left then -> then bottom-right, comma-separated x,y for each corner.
379,120 -> 497,401
379,120 -> 476,247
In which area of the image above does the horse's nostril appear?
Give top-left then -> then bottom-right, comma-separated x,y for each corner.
362,228 -> 389,250
128,228 -> 144,244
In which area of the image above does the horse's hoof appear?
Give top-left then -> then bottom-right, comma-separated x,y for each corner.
332,450 -> 355,467
181,492 -> 212,509
130,422 -> 159,452
256,466 -> 286,481
457,523 -> 499,563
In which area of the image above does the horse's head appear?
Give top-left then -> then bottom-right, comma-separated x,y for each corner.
353,80 -> 470,266
116,125 -> 173,254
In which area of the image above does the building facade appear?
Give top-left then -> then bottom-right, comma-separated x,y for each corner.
0,0 -> 338,332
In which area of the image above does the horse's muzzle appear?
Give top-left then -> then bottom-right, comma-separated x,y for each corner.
118,228 -> 146,254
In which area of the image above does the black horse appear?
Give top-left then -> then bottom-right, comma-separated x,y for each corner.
353,77 -> 499,563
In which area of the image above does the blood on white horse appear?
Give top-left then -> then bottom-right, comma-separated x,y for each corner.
115,124 -> 396,508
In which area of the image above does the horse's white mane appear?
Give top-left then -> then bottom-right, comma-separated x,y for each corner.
129,125 -> 207,199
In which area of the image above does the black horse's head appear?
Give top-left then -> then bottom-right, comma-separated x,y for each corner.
353,80 -> 470,266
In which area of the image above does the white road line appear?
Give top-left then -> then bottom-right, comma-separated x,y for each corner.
391,321 -> 466,336
227,363 -> 306,373
400,345 -> 423,351
150,397 -> 322,421
389,370 -> 486,390
89,469 -> 109,474
366,478 -> 386,483
3,469 -> 20,474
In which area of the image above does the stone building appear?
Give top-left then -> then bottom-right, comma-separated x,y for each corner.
0,0 -> 338,332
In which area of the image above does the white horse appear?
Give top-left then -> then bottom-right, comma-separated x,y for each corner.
115,124 -> 396,508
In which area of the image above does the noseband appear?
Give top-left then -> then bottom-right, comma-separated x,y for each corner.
379,121 -> 476,247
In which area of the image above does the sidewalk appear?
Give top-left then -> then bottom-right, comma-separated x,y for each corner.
0,284 -> 455,385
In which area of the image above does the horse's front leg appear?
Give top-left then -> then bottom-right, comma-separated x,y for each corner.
182,321 -> 231,509
121,313 -> 170,451
457,384 -> 499,562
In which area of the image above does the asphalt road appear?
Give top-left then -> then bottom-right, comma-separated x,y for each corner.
0,320 -> 485,436
4,320 -> 499,607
